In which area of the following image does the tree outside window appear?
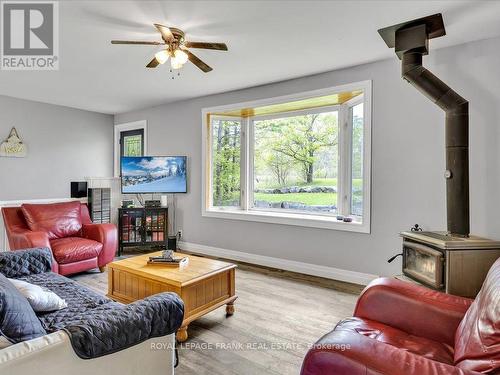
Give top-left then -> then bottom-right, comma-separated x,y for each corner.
211,119 -> 241,207
253,111 -> 339,214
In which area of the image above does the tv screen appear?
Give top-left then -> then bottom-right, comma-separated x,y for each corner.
121,156 -> 187,194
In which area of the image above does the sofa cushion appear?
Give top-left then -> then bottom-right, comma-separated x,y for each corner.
20,272 -> 110,331
50,237 -> 102,264
22,201 -> 82,240
334,317 -> 455,365
0,273 -> 46,343
454,258 -> 500,373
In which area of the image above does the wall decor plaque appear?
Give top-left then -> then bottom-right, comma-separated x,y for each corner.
0,127 -> 27,157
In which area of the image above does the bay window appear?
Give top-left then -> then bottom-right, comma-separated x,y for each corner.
202,81 -> 371,233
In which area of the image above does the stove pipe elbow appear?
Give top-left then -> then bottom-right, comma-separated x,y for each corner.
401,51 -> 470,237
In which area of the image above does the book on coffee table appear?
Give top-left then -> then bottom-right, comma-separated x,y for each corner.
147,256 -> 188,267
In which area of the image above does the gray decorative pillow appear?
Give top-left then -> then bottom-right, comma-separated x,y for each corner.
0,273 -> 46,344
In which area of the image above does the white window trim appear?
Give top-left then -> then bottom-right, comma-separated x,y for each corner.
340,94 -> 365,218
113,120 -> 148,177
201,80 -> 372,233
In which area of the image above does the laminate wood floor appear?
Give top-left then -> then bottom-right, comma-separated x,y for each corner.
73,254 -> 360,375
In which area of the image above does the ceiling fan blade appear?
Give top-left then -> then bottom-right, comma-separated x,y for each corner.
184,41 -> 228,51
183,48 -> 213,72
154,23 -> 174,43
111,40 -> 163,45
146,57 -> 160,68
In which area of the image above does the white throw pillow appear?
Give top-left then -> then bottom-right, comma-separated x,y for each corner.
7,278 -> 67,312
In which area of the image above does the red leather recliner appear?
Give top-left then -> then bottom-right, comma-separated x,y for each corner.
301,258 -> 500,375
2,201 -> 117,276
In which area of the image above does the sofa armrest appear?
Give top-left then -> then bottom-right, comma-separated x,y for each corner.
0,248 -> 53,278
354,277 -> 473,346
0,331 -> 176,375
301,330 -> 481,375
82,223 -> 117,267
61,292 -> 184,359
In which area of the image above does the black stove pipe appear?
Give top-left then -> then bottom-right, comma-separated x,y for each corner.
401,51 -> 469,237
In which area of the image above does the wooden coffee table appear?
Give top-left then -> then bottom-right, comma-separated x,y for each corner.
106,251 -> 237,342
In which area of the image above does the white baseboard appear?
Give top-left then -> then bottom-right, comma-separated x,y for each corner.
179,241 -> 378,286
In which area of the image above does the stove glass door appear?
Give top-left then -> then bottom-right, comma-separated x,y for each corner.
403,241 -> 444,289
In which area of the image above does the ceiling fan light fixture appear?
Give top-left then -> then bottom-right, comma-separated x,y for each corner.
172,49 -> 188,65
111,23 -> 226,73
154,49 -> 169,64
170,59 -> 183,70
170,49 -> 188,70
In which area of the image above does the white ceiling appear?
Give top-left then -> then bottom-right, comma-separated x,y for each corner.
2,0 -> 500,114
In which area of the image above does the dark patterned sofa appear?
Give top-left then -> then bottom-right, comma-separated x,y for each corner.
0,248 -> 184,375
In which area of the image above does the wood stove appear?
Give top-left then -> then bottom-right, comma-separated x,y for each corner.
400,231 -> 500,297
379,14 -> 500,298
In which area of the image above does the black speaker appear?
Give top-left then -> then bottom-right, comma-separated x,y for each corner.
71,181 -> 88,198
167,235 -> 177,250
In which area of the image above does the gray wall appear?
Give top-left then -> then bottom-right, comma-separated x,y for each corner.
115,36 -> 500,277
0,95 -> 113,200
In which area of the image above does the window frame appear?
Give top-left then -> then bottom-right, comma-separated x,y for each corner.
341,95 -> 365,218
208,115 -> 245,209
202,80 -> 372,233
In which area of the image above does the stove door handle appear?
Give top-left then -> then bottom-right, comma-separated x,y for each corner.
387,253 -> 403,263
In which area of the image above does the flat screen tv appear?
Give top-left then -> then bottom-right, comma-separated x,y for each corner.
121,156 -> 187,194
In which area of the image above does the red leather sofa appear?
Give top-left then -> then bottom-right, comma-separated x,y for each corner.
301,258 -> 500,375
2,201 -> 117,276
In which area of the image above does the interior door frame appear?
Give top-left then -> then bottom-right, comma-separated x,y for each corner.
114,120 -> 148,177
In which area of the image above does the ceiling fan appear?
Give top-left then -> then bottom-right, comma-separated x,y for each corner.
111,23 -> 228,73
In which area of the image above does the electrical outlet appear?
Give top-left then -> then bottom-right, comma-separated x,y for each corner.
177,229 -> 183,239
